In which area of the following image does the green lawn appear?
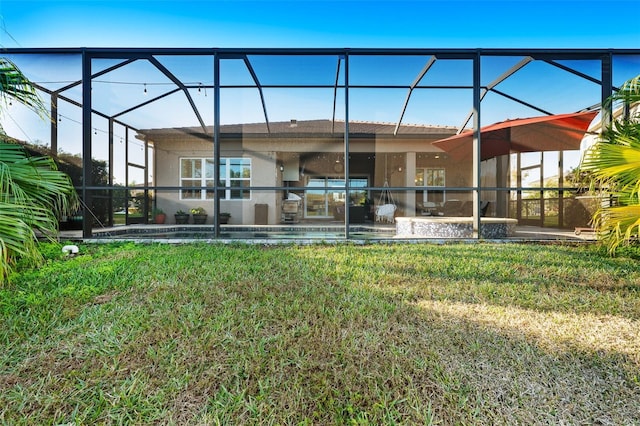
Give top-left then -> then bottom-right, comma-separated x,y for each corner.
1,242 -> 639,424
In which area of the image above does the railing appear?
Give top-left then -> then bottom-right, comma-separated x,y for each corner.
510,195 -> 604,228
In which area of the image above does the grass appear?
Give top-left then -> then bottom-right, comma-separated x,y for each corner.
1,242 -> 639,424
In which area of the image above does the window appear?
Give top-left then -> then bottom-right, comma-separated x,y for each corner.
219,158 -> 251,200
416,168 -> 446,204
180,157 -> 251,200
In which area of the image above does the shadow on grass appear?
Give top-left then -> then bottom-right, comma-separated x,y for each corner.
316,243 -> 640,319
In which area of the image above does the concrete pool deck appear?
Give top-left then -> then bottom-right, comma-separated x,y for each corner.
58,222 -> 597,243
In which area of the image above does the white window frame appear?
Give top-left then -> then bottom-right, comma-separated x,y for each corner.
219,157 -> 252,201
179,157 -> 251,200
417,167 -> 446,204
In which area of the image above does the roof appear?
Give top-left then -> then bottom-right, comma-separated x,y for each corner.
139,119 -> 459,140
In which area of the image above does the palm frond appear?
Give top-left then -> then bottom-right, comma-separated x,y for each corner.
581,134 -> 640,196
0,141 -> 79,283
0,58 -> 47,123
607,74 -> 640,107
579,74 -> 640,254
0,203 -> 41,281
0,59 -> 78,284
0,141 -> 79,213
592,204 -> 640,253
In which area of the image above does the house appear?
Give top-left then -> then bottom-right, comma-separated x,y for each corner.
141,119 -> 494,225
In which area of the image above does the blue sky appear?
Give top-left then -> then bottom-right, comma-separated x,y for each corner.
0,0 -> 638,49
1,0 -> 638,184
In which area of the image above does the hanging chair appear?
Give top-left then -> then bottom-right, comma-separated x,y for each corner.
375,180 -> 397,223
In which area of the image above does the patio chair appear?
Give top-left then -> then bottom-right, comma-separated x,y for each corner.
440,200 -> 463,216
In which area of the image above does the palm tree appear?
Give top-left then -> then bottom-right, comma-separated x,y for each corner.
0,58 -> 79,282
580,74 -> 640,253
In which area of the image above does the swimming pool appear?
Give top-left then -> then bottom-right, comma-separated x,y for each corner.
91,225 -> 396,241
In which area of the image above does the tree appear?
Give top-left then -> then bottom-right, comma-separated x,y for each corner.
580,74 -> 640,253
0,58 -> 79,282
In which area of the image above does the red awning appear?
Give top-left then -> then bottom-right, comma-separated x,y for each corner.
432,110 -> 599,161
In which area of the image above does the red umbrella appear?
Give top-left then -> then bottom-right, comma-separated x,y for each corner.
432,110 -> 599,161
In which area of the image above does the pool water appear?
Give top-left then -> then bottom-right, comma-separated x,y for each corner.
92,227 -> 395,240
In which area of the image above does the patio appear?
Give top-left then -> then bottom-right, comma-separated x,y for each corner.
59,222 -> 597,243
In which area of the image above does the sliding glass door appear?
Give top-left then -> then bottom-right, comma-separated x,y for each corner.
304,177 -> 368,219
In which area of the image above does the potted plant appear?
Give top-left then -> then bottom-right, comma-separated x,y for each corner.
191,207 -> 208,224
153,207 -> 166,224
174,209 -> 189,224
219,212 -> 231,224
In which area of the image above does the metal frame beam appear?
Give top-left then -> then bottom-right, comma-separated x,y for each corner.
490,89 -> 553,116
5,46 -> 637,241
112,88 -> 181,119
242,56 -> 271,133
33,82 -> 139,131
394,55 -> 437,136
81,50 -> 93,238
344,53 -> 350,238
458,57 -> 533,133
331,55 -> 343,134
54,58 -> 138,95
213,53 -> 221,237
146,56 -> 208,134
601,53 -> 614,128
472,52 -> 481,239
544,59 -> 620,92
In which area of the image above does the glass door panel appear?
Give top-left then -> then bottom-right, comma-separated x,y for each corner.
327,178 -> 347,219
305,177 -> 367,219
305,178 -> 328,218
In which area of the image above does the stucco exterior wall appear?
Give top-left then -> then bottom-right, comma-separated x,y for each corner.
153,136 -> 278,224
149,131 -> 462,224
